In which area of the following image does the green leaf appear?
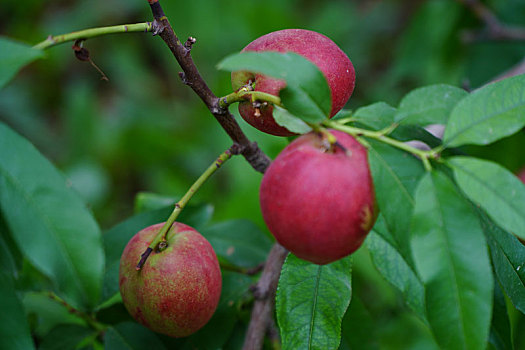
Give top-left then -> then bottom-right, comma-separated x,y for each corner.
339,295 -> 378,350
352,102 -> 442,147
0,37 -> 44,90
0,271 -> 35,350
0,122 -> 104,310
449,156 -> 525,240
133,192 -> 214,227
367,230 -> 425,319
104,322 -> 166,350
200,219 -> 273,268
22,291 -> 86,337
410,171 -> 493,350
0,215 -> 22,274
443,74 -> 525,147
368,140 -> 425,261
39,325 -> 95,350
352,102 -> 396,129
395,84 -> 468,125
479,210 -> 525,314
332,109 -> 353,121
488,281 -> 513,350
133,192 -> 178,213
276,254 -> 352,350
218,51 -> 331,122
273,105 -> 313,134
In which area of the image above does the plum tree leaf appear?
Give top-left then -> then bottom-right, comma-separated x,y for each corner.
0,215 -> 22,274
273,105 -> 313,134
339,295 -> 378,350
368,140 -> 425,262
218,51 -> 331,122
276,254 -> 352,350
352,102 -> 396,129
0,122 -> 104,310
443,74 -> 525,147
411,171 -> 493,350
22,291 -> 86,338
395,84 -> 468,125
352,102 -> 441,147
39,325 -> 95,350
200,219 -> 273,268
489,271 -> 514,350
0,271 -> 35,350
449,156 -> 525,240
478,210 -> 525,314
0,37 -> 44,90
104,322 -> 166,350
367,229 -> 425,319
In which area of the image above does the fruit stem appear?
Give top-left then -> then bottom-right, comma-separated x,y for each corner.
136,147 -> 234,270
324,120 -> 437,171
47,292 -> 106,332
33,22 -> 154,50
219,89 -> 282,108
335,116 -> 356,124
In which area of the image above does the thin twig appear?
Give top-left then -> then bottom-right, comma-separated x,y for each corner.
456,0 -> 525,42
33,22 -> 154,50
144,2 -> 284,348
146,0 -> 270,173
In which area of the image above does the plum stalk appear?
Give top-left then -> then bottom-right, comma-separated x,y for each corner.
135,146 -> 237,270
323,120 -> 441,171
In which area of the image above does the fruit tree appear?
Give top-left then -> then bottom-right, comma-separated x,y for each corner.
1,0 -> 525,349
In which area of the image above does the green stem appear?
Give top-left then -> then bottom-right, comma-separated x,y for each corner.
219,260 -> 264,275
47,292 -> 105,332
136,148 -> 234,269
334,116 -> 356,124
219,89 -> 282,108
324,120 -> 437,171
33,22 -> 154,50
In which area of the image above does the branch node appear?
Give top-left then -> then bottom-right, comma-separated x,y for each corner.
152,19 -> 166,36
71,40 -> 109,81
242,142 -> 272,173
229,143 -> 243,155
250,284 -> 268,300
178,71 -> 191,86
209,104 -> 223,115
184,36 -> 197,53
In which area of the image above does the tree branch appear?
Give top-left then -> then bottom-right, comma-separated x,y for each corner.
456,0 -> 525,42
145,1 -> 285,348
243,244 -> 288,350
146,0 -> 270,173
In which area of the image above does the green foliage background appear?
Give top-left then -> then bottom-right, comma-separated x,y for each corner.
1,0 -> 525,349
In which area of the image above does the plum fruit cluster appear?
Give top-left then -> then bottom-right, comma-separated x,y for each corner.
119,28 -> 374,339
233,29 -> 376,264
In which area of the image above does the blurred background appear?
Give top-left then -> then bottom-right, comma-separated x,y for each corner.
1,0 -> 525,348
